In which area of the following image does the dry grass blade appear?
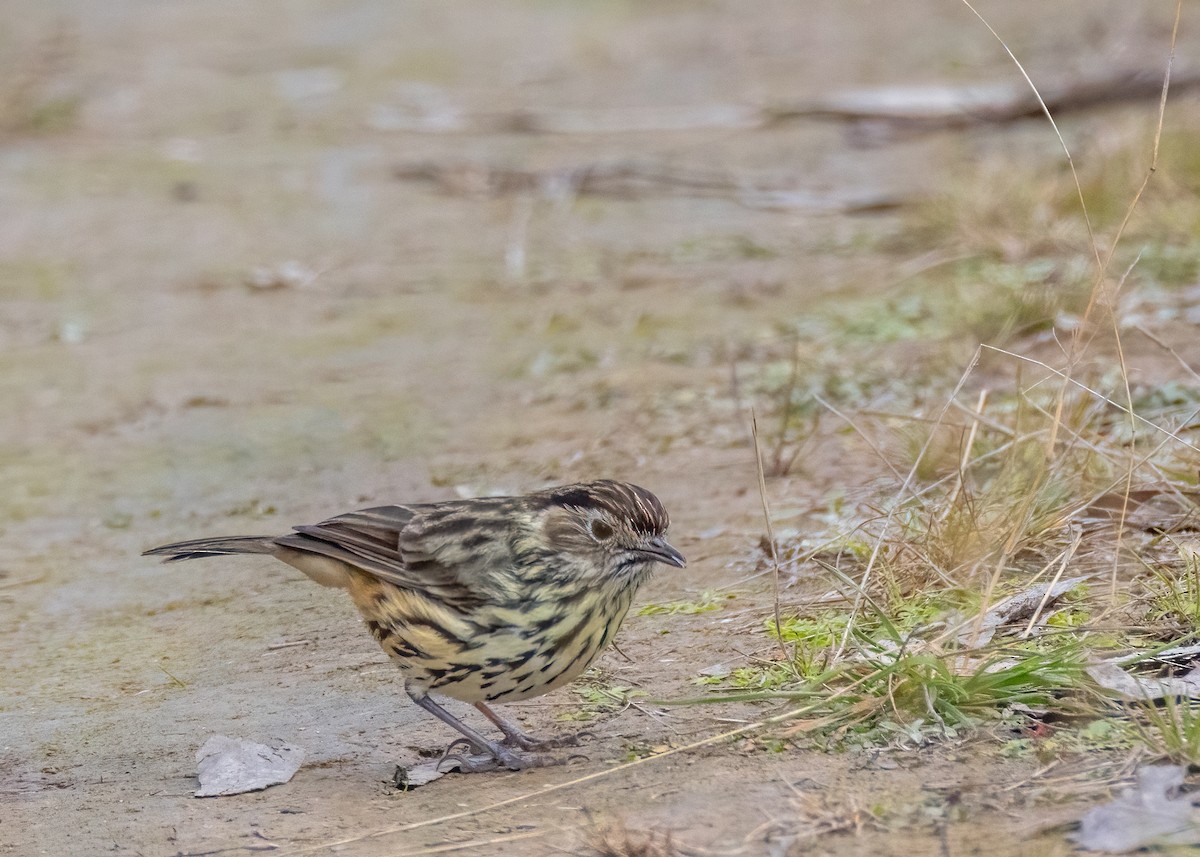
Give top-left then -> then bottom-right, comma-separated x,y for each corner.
1135,326 -> 1200,385
813,393 -> 904,483
957,0 -> 1099,269
404,829 -> 550,855
751,410 -> 788,662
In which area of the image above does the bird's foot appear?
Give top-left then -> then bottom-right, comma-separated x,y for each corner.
437,738 -> 563,773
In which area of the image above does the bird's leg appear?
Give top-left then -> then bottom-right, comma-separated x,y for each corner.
474,701 -> 581,750
407,689 -> 559,773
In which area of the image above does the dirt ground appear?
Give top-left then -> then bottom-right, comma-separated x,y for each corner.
3,2 -> 1197,855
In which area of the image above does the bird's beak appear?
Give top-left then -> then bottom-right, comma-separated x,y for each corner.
637,536 -> 686,568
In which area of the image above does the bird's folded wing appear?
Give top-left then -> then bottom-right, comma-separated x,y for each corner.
275,505 -> 497,607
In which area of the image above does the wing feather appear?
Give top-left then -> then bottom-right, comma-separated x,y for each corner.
274,501 -> 526,609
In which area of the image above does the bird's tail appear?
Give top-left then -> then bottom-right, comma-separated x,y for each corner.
142,536 -> 279,562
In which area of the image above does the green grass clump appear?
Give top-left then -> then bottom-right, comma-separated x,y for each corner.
687,597 -> 1092,745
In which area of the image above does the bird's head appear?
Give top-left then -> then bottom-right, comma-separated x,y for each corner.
540,480 -> 685,580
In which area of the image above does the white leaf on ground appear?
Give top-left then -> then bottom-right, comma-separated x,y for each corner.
195,735 -> 305,797
394,759 -> 452,789
1073,765 -> 1200,852
393,751 -> 503,790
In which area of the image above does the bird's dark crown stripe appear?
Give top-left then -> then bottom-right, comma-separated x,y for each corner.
547,481 -> 669,535
548,487 -> 595,511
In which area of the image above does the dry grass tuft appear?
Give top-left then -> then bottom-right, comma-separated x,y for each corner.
685,1 -> 1200,757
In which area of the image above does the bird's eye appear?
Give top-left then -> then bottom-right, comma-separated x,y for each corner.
589,519 -> 614,541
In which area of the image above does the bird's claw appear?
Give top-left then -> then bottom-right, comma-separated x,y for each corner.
442,737 -> 487,757
436,750 -> 507,774
437,740 -> 562,773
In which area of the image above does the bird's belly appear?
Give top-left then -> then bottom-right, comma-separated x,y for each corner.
347,574 -> 635,704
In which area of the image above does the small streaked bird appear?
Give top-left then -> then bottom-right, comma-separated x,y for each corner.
144,480 -> 684,772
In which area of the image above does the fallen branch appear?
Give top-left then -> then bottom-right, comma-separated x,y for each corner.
376,67 -> 1200,138
394,159 -> 905,212
768,67 -> 1200,131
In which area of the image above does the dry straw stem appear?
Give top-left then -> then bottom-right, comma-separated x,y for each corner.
402,829 -> 551,855
944,388 -> 989,515
751,410 -> 788,663
1100,255 -> 1145,597
1020,528 -> 1083,638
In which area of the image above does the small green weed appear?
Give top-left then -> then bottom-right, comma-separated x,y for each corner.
562,679 -> 643,722
638,590 -> 732,616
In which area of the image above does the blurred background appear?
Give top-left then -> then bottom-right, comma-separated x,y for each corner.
4,2 -> 1200,854
3,0 -> 1190,530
